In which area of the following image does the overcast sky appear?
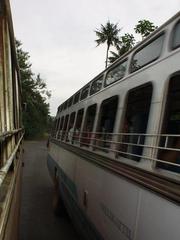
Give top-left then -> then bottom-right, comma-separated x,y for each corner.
10,0 -> 180,115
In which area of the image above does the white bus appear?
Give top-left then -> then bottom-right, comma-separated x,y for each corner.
48,11 -> 180,240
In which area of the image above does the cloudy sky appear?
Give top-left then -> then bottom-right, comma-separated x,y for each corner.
10,0 -> 180,115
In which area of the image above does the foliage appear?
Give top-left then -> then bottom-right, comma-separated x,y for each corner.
94,21 -> 121,68
16,40 -> 51,139
109,33 -> 135,63
134,19 -> 158,39
108,19 -> 157,64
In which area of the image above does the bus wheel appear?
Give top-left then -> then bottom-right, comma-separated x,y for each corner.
52,177 -> 66,216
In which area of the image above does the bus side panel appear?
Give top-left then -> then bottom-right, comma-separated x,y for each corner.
75,154 -> 140,240
48,142 -> 140,240
48,141 -> 180,240
135,190 -> 180,240
47,142 -> 104,240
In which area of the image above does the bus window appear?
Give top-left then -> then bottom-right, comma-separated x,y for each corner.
56,118 -> 60,138
63,101 -> 68,110
58,116 -> 64,139
68,97 -> 73,107
73,109 -> 84,144
73,92 -> 80,105
81,104 -> 96,146
52,118 -> 58,137
90,76 -> 103,95
171,20 -> 180,50
60,104 -> 64,112
158,75 -> 180,173
66,112 -> 76,143
62,115 -> 69,140
96,96 -> 118,149
80,85 -> 90,100
130,34 -> 164,72
105,60 -> 127,86
120,84 -> 152,161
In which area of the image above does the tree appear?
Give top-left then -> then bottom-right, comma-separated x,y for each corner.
16,40 -> 51,139
108,19 -> 157,64
109,33 -> 135,63
134,20 -> 158,39
94,21 -> 121,68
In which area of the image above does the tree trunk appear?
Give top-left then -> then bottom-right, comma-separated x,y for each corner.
105,44 -> 110,68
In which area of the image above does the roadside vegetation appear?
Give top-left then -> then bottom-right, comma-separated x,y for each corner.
16,40 -> 53,139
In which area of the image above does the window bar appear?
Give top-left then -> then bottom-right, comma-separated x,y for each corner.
164,136 -> 169,148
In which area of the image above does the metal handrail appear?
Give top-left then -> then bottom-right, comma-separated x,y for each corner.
53,131 -> 180,169
56,130 -> 180,137
0,132 -> 24,187
0,128 -> 23,141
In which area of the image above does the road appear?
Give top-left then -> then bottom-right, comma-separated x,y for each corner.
20,141 -> 81,240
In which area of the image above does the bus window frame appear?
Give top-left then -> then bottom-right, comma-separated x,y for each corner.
81,104 -> 97,147
80,84 -> 90,101
73,108 -> 84,144
73,92 -> 80,105
61,114 -> 69,140
130,32 -> 165,73
156,72 -> 180,173
119,82 -> 153,161
170,19 -> 180,51
90,75 -> 104,96
104,59 -> 128,87
95,95 -> 119,150
68,96 -> 74,107
63,101 -> 68,110
66,111 -> 76,142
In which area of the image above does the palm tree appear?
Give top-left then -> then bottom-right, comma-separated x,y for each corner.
95,21 -> 121,68
109,33 -> 135,64
134,20 -> 158,40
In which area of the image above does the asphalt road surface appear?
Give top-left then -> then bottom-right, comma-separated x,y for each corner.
20,141 -> 81,240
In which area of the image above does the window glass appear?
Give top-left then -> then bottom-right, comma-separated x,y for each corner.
73,109 -> 84,144
81,105 -> 96,146
56,118 -> 60,131
120,84 -> 152,161
73,92 -> 80,104
105,60 -> 127,86
130,34 -> 164,72
96,96 -> 118,150
52,119 -> 57,137
66,112 -> 76,142
157,75 -> 180,173
68,97 -> 73,107
59,105 -> 63,113
63,101 -> 68,110
61,115 -> 69,140
90,76 -> 103,95
172,20 -> 180,49
57,116 -> 64,139
80,85 -> 90,100
55,118 -> 61,138
60,104 -> 63,111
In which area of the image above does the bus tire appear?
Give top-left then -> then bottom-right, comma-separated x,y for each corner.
52,177 -> 66,216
